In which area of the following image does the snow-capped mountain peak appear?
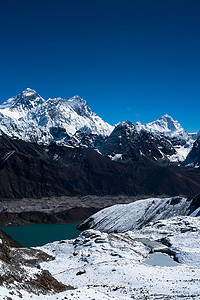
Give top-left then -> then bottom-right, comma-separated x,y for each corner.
156,114 -> 183,132
0,88 -> 45,120
0,89 -> 114,144
0,88 -> 44,107
22,87 -> 38,96
117,120 -> 134,127
69,95 -> 86,103
135,114 -> 185,136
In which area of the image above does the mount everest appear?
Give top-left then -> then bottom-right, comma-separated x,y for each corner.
0,88 -> 113,145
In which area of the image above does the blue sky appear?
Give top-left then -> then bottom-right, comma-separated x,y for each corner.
0,0 -> 199,132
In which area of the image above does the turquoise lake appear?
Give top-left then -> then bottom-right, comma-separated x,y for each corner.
0,223 -> 80,247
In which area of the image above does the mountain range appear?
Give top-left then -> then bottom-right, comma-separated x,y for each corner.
0,88 -> 113,144
0,88 -> 199,165
0,88 -> 199,199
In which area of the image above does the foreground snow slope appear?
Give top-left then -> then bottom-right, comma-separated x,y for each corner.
38,216 -> 200,299
130,215 -> 200,267
78,196 -> 200,232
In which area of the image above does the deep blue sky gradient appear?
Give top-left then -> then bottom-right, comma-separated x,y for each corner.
0,0 -> 199,132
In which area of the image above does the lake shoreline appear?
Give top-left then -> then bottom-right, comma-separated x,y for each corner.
0,222 -> 81,247
0,206 -> 99,227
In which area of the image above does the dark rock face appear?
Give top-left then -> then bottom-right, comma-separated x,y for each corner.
0,235 -> 12,263
100,121 -> 175,164
183,137 -> 200,167
49,126 -> 70,141
0,135 -> 200,199
0,135 -> 136,198
65,130 -> 105,149
30,270 -> 69,293
0,230 -> 22,248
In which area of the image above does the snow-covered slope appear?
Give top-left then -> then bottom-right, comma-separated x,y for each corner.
78,196 -> 200,232
130,215 -> 200,267
0,88 -> 113,144
135,114 -> 187,139
0,198 -> 200,299
135,114 -> 195,162
38,215 -> 200,299
1,217 -> 200,299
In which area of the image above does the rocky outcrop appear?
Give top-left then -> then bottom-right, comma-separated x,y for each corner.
0,235 -> 12,263
0,231 -> 72,295
100,121 -> 176,164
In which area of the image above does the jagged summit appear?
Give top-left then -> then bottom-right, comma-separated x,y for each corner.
0,89 -> 87,111
0,88 -> 43,107
135,114 -> 185,136
157,114 -> 182,131
109,120 -> 136,138
48,95 -> 86,104
0,88 -> 45,120
69,95 -> 86,102
162,114 -> 173,118
116,120 -> 134,127
22,87 -> 38,94
114,120 -> 136,132
0,89 -> 114,143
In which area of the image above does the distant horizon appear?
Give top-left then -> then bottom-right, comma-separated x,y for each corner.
0,87 -> 199,134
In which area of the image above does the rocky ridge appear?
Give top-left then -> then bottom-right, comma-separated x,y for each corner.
0,135 -> 200,200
